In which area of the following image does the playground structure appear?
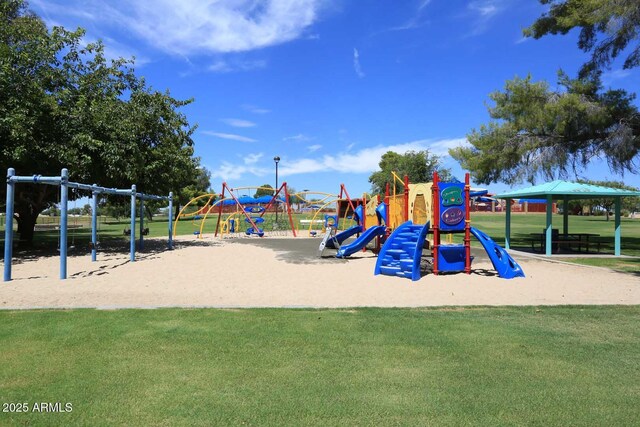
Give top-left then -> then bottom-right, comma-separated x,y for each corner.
174,182 -> 364,239
321,171 -> 525,280
3,168 -> 174,281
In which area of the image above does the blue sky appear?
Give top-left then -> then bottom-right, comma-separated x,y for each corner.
31,0 -> 640,196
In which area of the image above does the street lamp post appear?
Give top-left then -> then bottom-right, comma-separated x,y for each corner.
274,156 -> 280,224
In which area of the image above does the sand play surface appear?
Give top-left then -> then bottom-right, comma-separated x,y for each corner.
1,236 -> 638,309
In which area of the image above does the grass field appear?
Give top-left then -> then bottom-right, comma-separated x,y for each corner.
0,307 -> 638,426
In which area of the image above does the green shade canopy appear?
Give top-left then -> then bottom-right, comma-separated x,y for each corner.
495,180 -> 640,200
493,180 -> 639,257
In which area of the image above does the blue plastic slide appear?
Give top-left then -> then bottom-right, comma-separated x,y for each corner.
324,225 -> 363,249
335,225 -> 386,258
470,227 -> 525,279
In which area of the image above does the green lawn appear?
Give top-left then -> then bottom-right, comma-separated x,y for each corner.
0,307 -> 638,426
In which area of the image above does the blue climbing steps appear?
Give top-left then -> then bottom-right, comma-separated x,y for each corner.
374,221 -> 430,281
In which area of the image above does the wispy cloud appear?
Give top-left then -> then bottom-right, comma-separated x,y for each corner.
34,0 -> 328,56
283,134 -> 312,142
353,48 -> 365,78
279,138 -> 469,176
374,0 -> 431,35
210,163 -> 269,181
99,36 -> 151,66
208,59 -> 267,73
418,0 -> 432,12
244,153 -> 263,165
242,104 -> 271,114
307,144 -> 322,152
469,0 -> 499,18
207,138 -> 469,181
464,0 -> 506,37
220,118 -> 257,128
602,69 -> 632,85
202,131 -> 257,143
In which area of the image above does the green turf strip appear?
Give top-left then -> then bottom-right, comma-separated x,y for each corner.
1,307 -> 639,426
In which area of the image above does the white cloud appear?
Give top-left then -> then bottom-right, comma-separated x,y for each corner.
99,36 -> 151,67
244,153 -> 263,165
465,0 -> 506,37
202,131 -> 257,143
220,118 -> 257,128
283,134 -> 311,142
208,59 -> 267,73
353,48 -> 365,78
279,138 -> 469,176
210,162 -> 269,181
307,144 -> 322,152
242,104 -> 271,114
36,0 -> 328,56
469,1 -> 498,18
206,138 -> 469,181
602,69 -> 632,85
389,0 -> 432,32
418,0 -> 432,12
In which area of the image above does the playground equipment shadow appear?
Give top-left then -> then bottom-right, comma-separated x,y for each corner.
5,238 -> 217,265
232,237 -> 494,272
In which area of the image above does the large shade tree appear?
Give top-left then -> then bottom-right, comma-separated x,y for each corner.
451,0 -> 640,185
450,73 -> 640,185
369,150 -> 452,195
525,0 -> 640,78
1,0 -> 201,243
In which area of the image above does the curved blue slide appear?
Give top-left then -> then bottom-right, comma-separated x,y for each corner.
325,225 -> 363,249
336,225 -> 386,258
470,227 -> 525,279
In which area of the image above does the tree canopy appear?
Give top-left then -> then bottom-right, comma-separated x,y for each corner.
1,0 -> 201,242
525,0 -> 640,77
566,179 -> 640,219
254,185 -> 275,198
450,73 -> 640,185
456,1 -> 640,186
368,151 -> 452,195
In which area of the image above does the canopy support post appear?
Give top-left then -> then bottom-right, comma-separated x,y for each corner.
562,195 -> 569,237
614,197 -> 621,256
505,198 -> 511,250
545,195 -> 553,256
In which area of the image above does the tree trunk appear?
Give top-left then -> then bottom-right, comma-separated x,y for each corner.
15,208 -> 40,245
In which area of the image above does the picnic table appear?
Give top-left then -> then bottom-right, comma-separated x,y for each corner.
528,232 -> 602,253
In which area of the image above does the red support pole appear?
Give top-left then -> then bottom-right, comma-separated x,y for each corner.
375,194 -> 381,253
260,182 -> 297,237
385,182 -> 390,237
225,184 -> 263,237
432,172 -> 440,275
464,173 -> 471,274
214,184 -> 226,237
404,174 -> 409,222
284,183 -> 297,237
340,184 -> 358,214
